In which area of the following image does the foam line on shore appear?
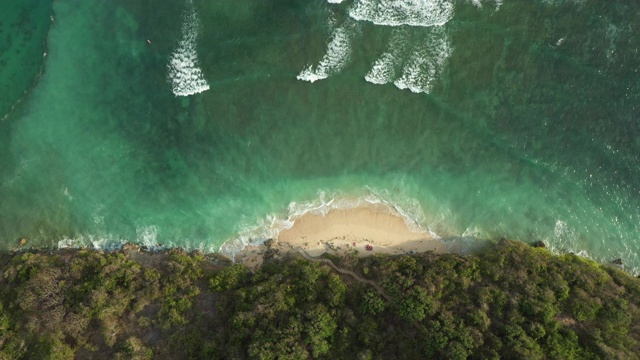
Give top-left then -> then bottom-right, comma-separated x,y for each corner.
218,190 -> 443,260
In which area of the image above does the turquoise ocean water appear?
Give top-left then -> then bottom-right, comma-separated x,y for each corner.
1,0 -> 640,272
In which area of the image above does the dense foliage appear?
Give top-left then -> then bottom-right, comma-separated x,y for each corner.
0,240 -> 639,359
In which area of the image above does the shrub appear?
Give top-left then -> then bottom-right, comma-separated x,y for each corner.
359,288 -> 385,315
209,264 -> 248,291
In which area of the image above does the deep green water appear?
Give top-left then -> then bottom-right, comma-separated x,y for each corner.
1,0 -> 639,272
0,0 -> 52,119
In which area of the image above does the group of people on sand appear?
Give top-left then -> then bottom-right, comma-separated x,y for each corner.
352,241 -> 373,251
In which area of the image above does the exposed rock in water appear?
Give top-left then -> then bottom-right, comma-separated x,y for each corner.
532,241 -> 547,248
612,258 -> 623,265
122,243 -> 141,253
17,238 -> 27,247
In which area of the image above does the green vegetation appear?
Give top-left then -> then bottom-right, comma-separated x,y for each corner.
0,240 -> 639,359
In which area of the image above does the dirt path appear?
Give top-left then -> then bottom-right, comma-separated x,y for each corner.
295,248 -> 392,303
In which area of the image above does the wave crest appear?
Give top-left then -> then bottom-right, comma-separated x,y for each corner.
348,0 -> 454,27
393,26 -> 451,93
167,0 -> 210,96
297,23 -> 356,83
364,29 -> 407,84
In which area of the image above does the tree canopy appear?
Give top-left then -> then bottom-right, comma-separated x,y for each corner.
0,240 -> 639,359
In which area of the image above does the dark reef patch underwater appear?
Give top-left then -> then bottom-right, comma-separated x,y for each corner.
1,0 -> 640,272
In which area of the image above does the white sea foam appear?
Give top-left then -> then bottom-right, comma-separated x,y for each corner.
218,189 -> 439,260
461,227 -> 481,238
364,29 -> 407,85
297,23 -> 355,82
58,234 -> 125,252
137,225 -> 159,248
327,0 -> 346,3
393,26 -> 451,94
540,219 -> 638,274
167,0 -> 210,96
348,0 -> 454,27
365,52 -> 399,84
57,225 -> 168,252
360,8 -> 452,94
468,0 -> 503,9
545,220 -> 594,261
312,0 -> 454,91
441,226 -> 495,254
62,187 -> 73,200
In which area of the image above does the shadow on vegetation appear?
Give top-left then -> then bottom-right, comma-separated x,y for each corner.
0,239 -> 639,359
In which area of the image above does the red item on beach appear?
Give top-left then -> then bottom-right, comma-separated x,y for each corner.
365,244 -> 373,251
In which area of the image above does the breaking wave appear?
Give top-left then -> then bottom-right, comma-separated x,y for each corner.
299,0 -> 454,93
365,26 -> 451,94
393,26 -> 451,93
364,29 -> 407,84
540,220 -> 639,275
297,22 -> 356,83
57,225 -> 167,252
167,0 -> 210,96
348,0 -> 454,27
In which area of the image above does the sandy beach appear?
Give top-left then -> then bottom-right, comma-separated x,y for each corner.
236,202 -> 446,271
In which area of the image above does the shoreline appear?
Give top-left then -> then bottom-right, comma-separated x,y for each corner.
6,203 -> 633,275
5,233 -> 631,276
235,203 -> 447,271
